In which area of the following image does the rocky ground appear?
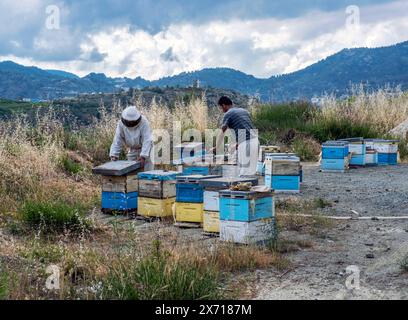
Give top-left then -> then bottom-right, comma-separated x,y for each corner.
255,163 -> 408,299
297,163 -> 408,217
53,162 -> 408,300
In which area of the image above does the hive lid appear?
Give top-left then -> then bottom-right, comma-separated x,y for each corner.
176,174 -> 222,182
219,189 -> 273,199
372,139 -> 400,144
92,161 -> 141,176
138,170 -> 179,180
199,176 -> 259,189
337,137 -> 364,143
323,140 -> 349,146
174,142 -> 204,149
265,152 -> 297,156
266,156 -> 300,162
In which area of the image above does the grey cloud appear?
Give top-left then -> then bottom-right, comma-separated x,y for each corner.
160,47 -> 179,62
0,0 -> 400,75
87,48 -> 108,62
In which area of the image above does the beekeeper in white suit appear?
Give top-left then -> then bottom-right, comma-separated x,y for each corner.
110,106 -> 154,171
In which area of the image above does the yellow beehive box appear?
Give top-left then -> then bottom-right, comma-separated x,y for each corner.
175,202 -> 203,223
203,211 -> 220,233
138,197 -> 175,217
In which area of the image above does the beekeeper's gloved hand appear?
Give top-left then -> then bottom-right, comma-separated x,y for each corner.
138,156 -> 146,168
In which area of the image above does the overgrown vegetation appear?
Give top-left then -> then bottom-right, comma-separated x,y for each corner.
252,86 -> 408,160
1,87 -> 407,300
0,269 -> 10,300
20,200 -> 92,234
102,242 -> 222,300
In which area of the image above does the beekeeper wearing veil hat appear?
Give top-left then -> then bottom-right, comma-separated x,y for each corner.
110,106 -> 154,171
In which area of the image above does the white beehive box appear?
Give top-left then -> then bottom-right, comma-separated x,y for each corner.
203,190 -> 220,212
373,142 -> 398,154
264,156 -> 300,176
348,143 -> 366,155
220,219 -> 276,245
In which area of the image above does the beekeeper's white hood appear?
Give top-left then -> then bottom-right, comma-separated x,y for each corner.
122,106 -> 141,121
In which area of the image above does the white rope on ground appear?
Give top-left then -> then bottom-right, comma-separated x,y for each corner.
278,213 -> 408,220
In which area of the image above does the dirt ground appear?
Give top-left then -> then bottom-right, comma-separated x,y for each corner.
255,163 -> 408,300
298,162 -> 408,217
77,163 -> 408,300
122,163 -> 408,300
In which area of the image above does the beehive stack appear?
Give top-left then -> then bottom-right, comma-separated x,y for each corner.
137,170 -> 179,218
219,189 -> 275,244
257,146 -> 281,176
372,139 -> 399,165
340,138 -> 366,166
92,161 -> 141,213
364,139 -> 379,166
174,175 -> 220,225
321,141 -> 350,172
199,177 -> 259,234
264,155 -> 301,193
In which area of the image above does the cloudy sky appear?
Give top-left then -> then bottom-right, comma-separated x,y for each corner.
1,0 -> 407,79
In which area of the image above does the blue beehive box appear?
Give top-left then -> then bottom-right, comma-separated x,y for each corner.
138,170 -> 179,181
321,158 -> 348,171
219,190 -> 274,222
183,166 -> 210,175
102,192 -> 138,211
350,154 -> 366,166
176,175 -> 221,203
182,165 -> 222,176
378,153 -> 397,165
377,153 -> 389,165
176,183 -> 204,203
322,141 -> 349,159
265,175 -> 300,192
388,153 -> 398,165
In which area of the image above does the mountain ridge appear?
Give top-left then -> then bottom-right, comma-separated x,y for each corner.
1,40 -> 407,101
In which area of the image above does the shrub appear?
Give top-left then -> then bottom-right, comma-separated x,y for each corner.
102,245 -> 222,300
291,136 -> 321,161
398,139 -> 408,161
20,200 -> 92,234
61,155 -> 84,175
400,255 -> 408,273
252,101 -> 313,133
305,117 -> 379,142
0,270 -> 9,300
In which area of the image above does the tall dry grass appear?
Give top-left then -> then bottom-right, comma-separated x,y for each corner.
173,93 -> 218,132
0,94 -> 217,215
0,109 -> 99,215
318,86 -> 408,134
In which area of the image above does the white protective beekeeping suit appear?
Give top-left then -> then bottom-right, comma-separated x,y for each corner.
109,106 -> 154,171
